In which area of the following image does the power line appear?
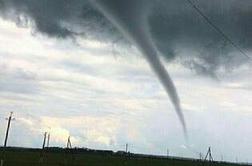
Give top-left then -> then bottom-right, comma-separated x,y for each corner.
185,0 -> 251,60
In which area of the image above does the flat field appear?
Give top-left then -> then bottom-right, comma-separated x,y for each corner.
0,147 -> 250,166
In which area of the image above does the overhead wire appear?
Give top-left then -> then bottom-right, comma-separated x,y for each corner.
185,0 -> 252,60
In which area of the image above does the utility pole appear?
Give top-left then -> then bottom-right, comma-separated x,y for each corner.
67,136 -> 72,149
3,112 -> 15,147
199,152 -> 203,160
47,133 -> 50,148
1,112 -> 15,166
125,143 -> 128,153
167,149 -> 169,157
65,136 -> 74,165
40,132 -> 48,164
204,147 -> 213,162
42,132 -> 47,149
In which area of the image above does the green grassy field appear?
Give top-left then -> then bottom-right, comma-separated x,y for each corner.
0,147 -> 250,166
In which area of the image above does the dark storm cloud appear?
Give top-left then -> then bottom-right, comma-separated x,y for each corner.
148,0 -> 252,74
0,0 -> 116,39
0,0 -> 251,70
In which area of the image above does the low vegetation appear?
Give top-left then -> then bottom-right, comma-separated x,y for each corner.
0,147 -> 250,166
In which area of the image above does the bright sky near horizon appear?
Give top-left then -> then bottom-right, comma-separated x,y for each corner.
0,17 -> 251,163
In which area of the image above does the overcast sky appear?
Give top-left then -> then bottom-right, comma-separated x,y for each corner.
0,0 -> 251,163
